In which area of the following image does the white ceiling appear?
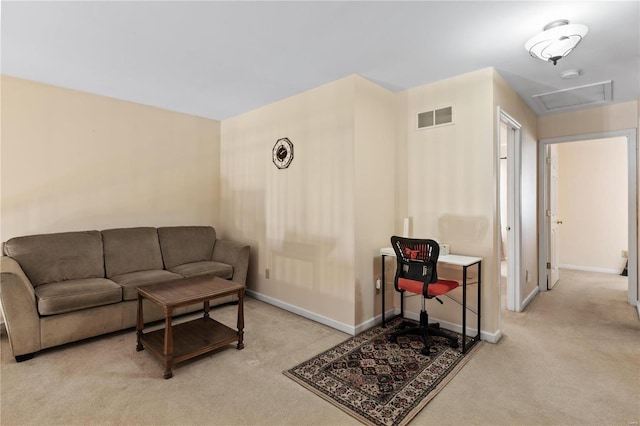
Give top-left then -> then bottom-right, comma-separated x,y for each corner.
2,1 -> 639,120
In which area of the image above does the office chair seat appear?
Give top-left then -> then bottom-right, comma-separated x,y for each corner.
398,277 -> 459,296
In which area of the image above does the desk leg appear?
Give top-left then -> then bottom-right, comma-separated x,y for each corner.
381,254 -> 386,328
462,261 -> 481,354
462,266 -> 468,354
477,261 -> 482,344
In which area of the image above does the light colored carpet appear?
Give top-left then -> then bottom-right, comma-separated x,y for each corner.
1,269 -> 638,425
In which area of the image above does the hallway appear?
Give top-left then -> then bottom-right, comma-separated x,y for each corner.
422,267 -> 639,424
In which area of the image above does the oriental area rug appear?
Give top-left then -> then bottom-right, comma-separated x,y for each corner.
284,317 -> 482,426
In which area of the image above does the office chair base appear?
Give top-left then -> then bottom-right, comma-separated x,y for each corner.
389,314 -> 459,354
398,320 -> 441,330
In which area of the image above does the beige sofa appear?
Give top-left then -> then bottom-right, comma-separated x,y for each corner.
0,226 -> 250,362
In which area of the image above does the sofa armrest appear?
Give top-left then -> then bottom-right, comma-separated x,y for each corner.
211,239 -> 250,285
0,256 -> 41,357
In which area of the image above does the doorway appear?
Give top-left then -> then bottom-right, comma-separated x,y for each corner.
538,130 -> 637,306
498,108 -> 522,312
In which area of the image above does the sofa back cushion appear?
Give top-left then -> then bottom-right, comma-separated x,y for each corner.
102,227 -> 164,278
157,226 -> 216,269
4,231 -> 104,287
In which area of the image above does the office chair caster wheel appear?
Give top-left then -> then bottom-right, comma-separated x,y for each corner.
388,335 -> 398,343
448,339 -> 459,349
421,346 -> 436,356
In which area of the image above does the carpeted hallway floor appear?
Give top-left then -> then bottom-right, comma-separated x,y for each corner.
1,269 -> 638,425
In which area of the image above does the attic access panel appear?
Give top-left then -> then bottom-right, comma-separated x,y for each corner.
532,80 -> 612,112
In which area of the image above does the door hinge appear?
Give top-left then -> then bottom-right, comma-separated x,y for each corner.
546,210 -> 551,217
546,157 -> 551,165
546,262 -> 551,269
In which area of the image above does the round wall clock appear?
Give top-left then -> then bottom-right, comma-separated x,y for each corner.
272,137 -> 294,169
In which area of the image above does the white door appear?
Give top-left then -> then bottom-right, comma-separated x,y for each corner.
547,144 -> 560,289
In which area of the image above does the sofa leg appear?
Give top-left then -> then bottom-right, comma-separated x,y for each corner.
15,353 -> 34,362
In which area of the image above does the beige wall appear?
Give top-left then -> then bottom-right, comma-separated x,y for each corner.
0,76 -> 221,243
538,101 -> 638,139
557,137 -> 627,272
223,68 -> 517,335
395,68 -> 498,335
220,76 -> 356,327
353,77 -> 395,326
390,68 -> 538,337
391,92 -> 409,311
221,75 -> 396,330
492,70 -> 539,307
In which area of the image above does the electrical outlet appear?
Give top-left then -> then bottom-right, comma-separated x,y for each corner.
622,250 -> 628,258
265,268 -> 270,279
375,279 -> 381,294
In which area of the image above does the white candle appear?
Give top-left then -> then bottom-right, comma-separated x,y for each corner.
402,217 -> 409,237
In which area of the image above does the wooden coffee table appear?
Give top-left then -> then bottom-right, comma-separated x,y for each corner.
136,275 -> 245,379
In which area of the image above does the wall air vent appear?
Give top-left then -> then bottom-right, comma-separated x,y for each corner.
417,106 -> 453,129
532,80 -> 612,112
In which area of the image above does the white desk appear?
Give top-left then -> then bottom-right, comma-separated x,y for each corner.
380,247 -> 482,354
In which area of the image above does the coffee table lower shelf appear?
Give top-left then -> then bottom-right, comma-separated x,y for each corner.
138,317 -> 240,377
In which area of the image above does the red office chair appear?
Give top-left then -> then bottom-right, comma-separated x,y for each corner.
388,236 -> 459,355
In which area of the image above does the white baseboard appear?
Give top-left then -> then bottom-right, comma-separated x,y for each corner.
353,309 -> 398,335
391,308 -> 501,343
480,327 -> 502,343
521,286 -> 539,310
245,289 -> 357,335
246,289 -> 501,342
559,264 -> 622,275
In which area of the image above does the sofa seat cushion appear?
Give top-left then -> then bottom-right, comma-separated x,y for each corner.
35,278 -> 122,316
110,270 -> 182,301
168,261 -> 233,279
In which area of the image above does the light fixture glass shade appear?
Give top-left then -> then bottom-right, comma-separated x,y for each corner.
525,20 -> 588,65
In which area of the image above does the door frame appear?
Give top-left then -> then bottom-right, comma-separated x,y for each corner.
497,108 -> 523,312
537,129 -> 638,306
546,143 -> 560,289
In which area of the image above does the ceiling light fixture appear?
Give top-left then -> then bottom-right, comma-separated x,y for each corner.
525,19 -> 588,65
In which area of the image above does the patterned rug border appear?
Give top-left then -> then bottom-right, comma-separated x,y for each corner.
284,320 -> 483,426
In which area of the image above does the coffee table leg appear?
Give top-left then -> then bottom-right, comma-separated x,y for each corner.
203,300 -> 210,319
163,307 -> 174,379
136,294 -> 144,352
236,289 -> 245,350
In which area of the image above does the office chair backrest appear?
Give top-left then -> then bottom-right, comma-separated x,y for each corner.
390,236 -> 440,288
